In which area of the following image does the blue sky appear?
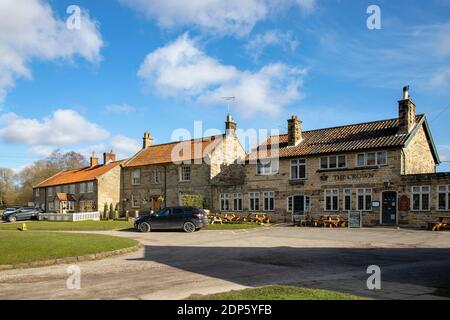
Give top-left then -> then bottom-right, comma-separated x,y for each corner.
0,0 -> 449,171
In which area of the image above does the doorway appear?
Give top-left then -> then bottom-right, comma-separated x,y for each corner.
381,191 -> 397,225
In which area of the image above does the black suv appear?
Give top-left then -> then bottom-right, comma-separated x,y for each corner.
2,207 -> 42,223
134,206 -> 208,233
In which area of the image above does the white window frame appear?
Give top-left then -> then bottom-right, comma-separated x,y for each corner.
256,160 -> 279,176
263,191 -> 275,212
437,185 -> 450,211
343,188 -> 352,211
35,188 -> 40,197
47,187 -> 53,197
356,151 -> 388,167
180,165 -> 191,182
132,169 -> 141,185
151,170 -> 161,184
220,193 -> 231,211
233,193 -> 243,211
68,201 -> 75,211
290,159 -> 307,180
411,186 -> 431,212
357,188 -> 373,212
87,181 -> 94,193
249,192 -> 260,211
79,183 -> 86,194
131,194 -> 140,208
287,195 -> 311,213
320,155 -> 347,170
324,189 -> 339,211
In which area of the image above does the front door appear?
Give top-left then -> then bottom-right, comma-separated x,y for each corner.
151,197 -> 161,212
382,192 -> 397,225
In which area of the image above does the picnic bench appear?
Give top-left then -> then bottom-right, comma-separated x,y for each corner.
315,215 -> 347,228
428,216 -> 450,231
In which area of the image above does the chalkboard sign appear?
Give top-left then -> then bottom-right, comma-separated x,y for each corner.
348,211 -> 362,228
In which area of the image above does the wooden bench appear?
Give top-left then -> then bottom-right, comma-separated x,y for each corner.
428,217 -> 450,231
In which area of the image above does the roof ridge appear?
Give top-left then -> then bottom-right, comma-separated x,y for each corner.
270,115 -> 425,138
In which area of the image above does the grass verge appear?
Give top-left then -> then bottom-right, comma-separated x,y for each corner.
0,230 -> 138,265
190,285 -> 368,300
0,220 -> 133,231
204,223 -> 264,230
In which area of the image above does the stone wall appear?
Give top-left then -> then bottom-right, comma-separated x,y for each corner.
97,165 -> 122,213
402,125 -> 436,174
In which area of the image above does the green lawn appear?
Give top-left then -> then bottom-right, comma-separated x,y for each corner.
0,220 -> 133,231
190,285 -> 368,300
204,223 -> 264,230
0,230 -> 138,265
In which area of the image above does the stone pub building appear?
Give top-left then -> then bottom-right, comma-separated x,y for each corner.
214,87 -> 449,228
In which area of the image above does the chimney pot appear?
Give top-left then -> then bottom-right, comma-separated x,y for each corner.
398,85 -> 416,134
225,114 -> 237,136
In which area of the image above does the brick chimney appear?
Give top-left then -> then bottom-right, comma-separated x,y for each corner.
225,114 -> 237,136
90,154 -> 99,167
142,132 -> 153,149
398,85 -> 416,135
287,115 -> 302,146
103,150 -> 116,164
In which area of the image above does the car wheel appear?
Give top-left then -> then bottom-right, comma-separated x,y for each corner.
138,222 -> 151,233
8,216 -> 16,223
183,221 -> 196,233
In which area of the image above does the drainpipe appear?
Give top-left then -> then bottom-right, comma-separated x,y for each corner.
164,165 -> 167,208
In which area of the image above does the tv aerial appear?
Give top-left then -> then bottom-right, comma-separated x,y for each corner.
222,96 -> 236,114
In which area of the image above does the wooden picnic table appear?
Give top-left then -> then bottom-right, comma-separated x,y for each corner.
428,216 -> 450,231
315,215 -> 347,228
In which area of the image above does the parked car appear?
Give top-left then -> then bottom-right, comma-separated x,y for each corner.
2,207 -> 43,223
135,206 -> 208,233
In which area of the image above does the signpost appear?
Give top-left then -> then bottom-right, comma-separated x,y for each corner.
348,211 -> 362,228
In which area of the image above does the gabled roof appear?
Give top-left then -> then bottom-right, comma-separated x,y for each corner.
249,115 -> 440,163
123,135 -> 224,167
33,160 -> 124,188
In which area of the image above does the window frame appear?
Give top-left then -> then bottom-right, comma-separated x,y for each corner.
69,184 -> 75,194
263,191 -> 275,212
132,169 -> 141,185
357,188 -> 373,212
437,185 -> 450,211
151,170 -> 161,184
180,165 -> 191,182
249,192 -> 260,212
411,186 -> 431,212
35,188 -> 40,197
131,194 -> 140,208
47,187 -> 53,197
87,181 -> 94,193
343,188 -> 352,211
233,193 -> 243,211
356,151 -> 388,167
324,189 -> 339,212
256,160 -> 279,176
320,155 -> 347,170
220,193 -> 231,212
79,183 -> 86,194
290,159 -> 307,180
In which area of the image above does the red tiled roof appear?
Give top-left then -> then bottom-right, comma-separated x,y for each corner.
123,135 -> 224,167
248,115 -> 425,160
34,160 -> 123,188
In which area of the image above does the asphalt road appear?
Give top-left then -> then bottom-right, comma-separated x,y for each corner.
1,227 -> 450,300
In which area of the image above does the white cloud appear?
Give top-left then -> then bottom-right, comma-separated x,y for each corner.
118,0 -> 316,36
245,29 -> 299,61
105,104 -> 136,113
111,135 -> 141,157
0,0 -> 103,101
432,69 -> 450,87
138,34 -> 306,116
0,109 -> 110,146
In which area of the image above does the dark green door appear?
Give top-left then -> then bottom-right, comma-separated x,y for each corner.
382,192 -> 397,225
